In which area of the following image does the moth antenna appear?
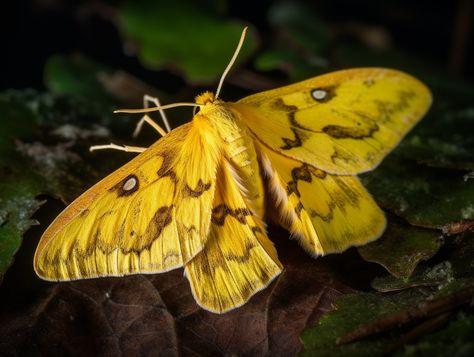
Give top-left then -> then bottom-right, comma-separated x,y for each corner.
215,27 -> 248,99
114,102 -> 202,114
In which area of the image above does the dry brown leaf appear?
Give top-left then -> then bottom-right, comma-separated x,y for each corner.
0,225 -> 358,356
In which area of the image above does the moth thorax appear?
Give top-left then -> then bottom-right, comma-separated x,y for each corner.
195,91 -> 216,105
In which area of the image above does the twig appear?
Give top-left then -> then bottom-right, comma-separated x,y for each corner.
386,311 -> 452,354
337,286 -> 474,345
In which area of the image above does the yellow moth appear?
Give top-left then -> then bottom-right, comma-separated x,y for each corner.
34,28 -> 432,313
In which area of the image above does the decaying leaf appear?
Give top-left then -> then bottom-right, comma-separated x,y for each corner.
0,230 -> 356,355
358,217 -> 442,279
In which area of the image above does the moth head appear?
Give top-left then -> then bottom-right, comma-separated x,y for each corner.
195,91 -> 216,105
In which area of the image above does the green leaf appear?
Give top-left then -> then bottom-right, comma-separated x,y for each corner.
302,230 -> 474,356
396,102 -> 474,171
0,167 -> 47,282
371,261 -> 455,292
254,1 -> 330,80
267,0 -> 330,54
118,0 -> 256,83
44,54 -> 115,101
0,95 -> 38,154
44,54 -> 166,108
301,281 -> 474,356
359,218 -> 442,279
300,290 -> 426,356
254,49 -> 327,81
0,92 -> 45,279
363,158 -> 474,230
371,234 -> 474,293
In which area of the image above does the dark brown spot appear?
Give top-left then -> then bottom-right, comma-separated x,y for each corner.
287,181 -> 299,197
281,127 -> 304,150
180,224 -> 197,241
309,205 -> 335,222
211,204 -> 229,226
211,204 -> 252,226
270,99 -> 306,150
312,167 -> 327,179
98,210 -> 115,219
330,146 -> 358,165
280,112 -> 313,150
374,90 -> 416,123
286,164 -> 316,197
157,152 -> 177,182
225,241 -> 257,263
271,98 -> 298,112
183,224 -> 197,233
333,176 -> 360,206
143,205 -> 174,240
233,208 -> 252,224
184,179 -> 211,197
322,123 -> 379,139
271,98 -> 318,150
163,251 -> 180,264
295,202 -> 304,218
292,165 -> 313,182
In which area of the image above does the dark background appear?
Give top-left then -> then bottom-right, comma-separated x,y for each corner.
2,0 -> 473,91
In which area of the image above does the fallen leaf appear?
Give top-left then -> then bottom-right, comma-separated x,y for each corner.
0,225 -> 363,356
358,216 -> 442,279
371,261 -> 455,292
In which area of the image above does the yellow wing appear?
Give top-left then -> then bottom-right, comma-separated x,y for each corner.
185,159 -> 282,313
232,68 -> 432,174
255,140 -> 386,255
34,119 -> 222,280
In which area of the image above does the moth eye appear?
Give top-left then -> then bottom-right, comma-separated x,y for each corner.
311,88 -> 328,101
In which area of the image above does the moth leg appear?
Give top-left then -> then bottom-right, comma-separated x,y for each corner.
133,94 -> 171,138
89,143 -> 146,153
145,94 -> 171,133
132,114 -> 167,138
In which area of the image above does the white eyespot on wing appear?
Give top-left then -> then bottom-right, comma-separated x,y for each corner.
123,175 -> 138,191
311,89 -> 328,101
113,174 -> 140,197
